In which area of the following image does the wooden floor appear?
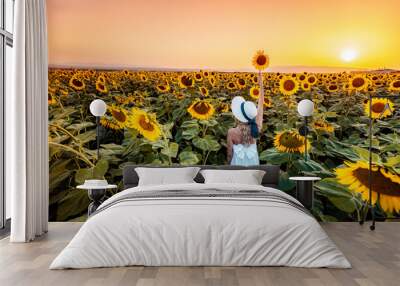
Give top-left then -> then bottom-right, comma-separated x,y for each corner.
0,222 -> 399,286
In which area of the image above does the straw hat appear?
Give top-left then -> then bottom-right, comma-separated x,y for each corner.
231,96 -> 258,123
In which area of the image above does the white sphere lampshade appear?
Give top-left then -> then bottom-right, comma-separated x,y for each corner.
297,99 -> 314,117
90,99 -> 107,117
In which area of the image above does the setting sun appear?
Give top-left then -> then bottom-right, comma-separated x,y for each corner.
341,49 -> 358,62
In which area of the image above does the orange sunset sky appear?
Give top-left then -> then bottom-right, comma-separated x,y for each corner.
47,0 -> 400,72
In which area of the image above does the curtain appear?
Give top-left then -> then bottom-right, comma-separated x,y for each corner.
6,0 -> 49,242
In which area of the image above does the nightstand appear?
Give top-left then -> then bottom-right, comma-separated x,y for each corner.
289,176 -> 321,210
77,184 -> 117,216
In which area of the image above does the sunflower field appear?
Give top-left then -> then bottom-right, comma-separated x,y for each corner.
48,67 -> 400,222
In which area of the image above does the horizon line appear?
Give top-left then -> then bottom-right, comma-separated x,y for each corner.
48,64 -> 399,73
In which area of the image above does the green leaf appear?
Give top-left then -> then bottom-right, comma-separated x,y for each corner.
56,189 -> 89,221
179,151 -> 200,165
66,122 -> 95,132
181,128 -> 200,140
161,142 -> 179,158
293,159 -> 332,177
50,160 -> 74,191
382,144 -> 400,152
161,122 -> 174,139
75,159 -> 109,184
278,172 -> 295,192
323,139 -> 360,161
75,168 -> 93,185
181,120 -> 200,140
93,159 -> 109,179
315,178 -> 359,213
192,135 -> 220,152
351,146 -> 381,164
74,130 -> 96,144
384,155 -> 400,167
181,120 -> 200,129
315,178 -> 352,198
200,119 -> 218,127
329,196 -> 356,213
259,148 -> 290,164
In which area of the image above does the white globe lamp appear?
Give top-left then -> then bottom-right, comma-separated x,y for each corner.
90,99 -> 107,117
297,99 -> 314,117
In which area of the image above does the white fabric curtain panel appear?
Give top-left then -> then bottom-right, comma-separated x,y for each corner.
7,0 -> 49,242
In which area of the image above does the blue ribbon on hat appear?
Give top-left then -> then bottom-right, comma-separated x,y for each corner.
240,102 -> 259,138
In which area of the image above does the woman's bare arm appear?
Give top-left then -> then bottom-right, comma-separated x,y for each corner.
227,129 -> 234,163
256,72 -> 265,130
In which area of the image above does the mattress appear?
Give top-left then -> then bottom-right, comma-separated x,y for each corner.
50,183 -> 351,269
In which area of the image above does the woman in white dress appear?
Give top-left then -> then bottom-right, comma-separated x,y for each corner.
227,73 -> 265,166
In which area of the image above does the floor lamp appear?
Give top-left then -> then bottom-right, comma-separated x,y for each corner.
89,99 -> 107,162
297,99 -> 314,161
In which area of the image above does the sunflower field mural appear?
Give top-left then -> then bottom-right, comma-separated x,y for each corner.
48,67 -> 400,222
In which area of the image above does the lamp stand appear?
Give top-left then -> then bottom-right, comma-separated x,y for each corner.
304,116 -> 308,162
299,116 -> 309,162
96,116 -> 100,162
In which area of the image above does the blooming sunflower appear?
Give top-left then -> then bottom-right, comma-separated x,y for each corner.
109,105 -> 130,129
199,86 -> 209,97
236,78 -> 246,89
364,98 -> 394,119
327,83 -> 339,93
100,117 -> 123,130
218,102 -> 230,113
349,75 -> 369,91
69,75 -> 85,91
274,130 -> 310,154
252,50 -> 270,71
96,81 -> 108,94
208,76 -> 217,87
226,82 -> 237,90
313,119 -> 334,133
335,161 -> 400,213
301,82 -> 311,91
263,97 -> 272,108
249,86 -> 261,99
194,72 -> 203,82
97,75 -> 106,84
306,75 -> 317,85
156,82 -> 171,93
187,100 -> 215,120
279,76 -> 299,96
178,74 -> 194,88
128,108 -> 162,141
389,79 -> 400,92
252,76 -> 259,84
139,74 -> 148,82
298,73 -> 307,82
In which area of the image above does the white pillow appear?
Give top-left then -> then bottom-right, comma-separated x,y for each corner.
135,167 -> 200,186
200,169 -> 266,185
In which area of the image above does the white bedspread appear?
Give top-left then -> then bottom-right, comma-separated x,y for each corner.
50,183 -> 351,269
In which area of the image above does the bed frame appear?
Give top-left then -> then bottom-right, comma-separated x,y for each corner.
123,165 -> 281,189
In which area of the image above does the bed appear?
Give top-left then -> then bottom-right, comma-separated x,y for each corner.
50,165 -> 351,269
